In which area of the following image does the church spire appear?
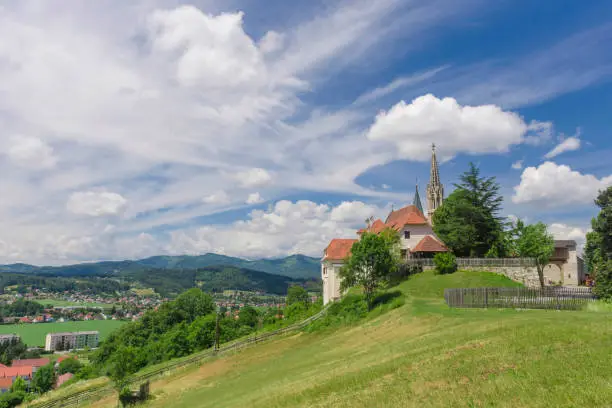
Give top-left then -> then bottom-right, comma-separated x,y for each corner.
413,178 -> 424,214
426,143 -> 444,220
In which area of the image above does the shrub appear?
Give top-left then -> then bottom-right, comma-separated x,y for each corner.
433,253 -> 457,275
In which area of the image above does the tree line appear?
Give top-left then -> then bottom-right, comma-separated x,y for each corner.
91,286 -> 319,385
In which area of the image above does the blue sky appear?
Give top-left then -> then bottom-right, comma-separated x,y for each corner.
0,0 -> 610,264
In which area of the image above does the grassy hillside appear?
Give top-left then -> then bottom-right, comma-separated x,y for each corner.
85,269 -> 612,408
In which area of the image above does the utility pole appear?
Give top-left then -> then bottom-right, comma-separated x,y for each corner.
214,306 -> 220,352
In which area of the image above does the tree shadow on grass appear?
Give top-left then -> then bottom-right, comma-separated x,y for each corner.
371,290 -> 403,308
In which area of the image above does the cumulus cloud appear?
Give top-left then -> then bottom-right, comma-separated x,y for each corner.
258,30 -> 285,54
6,136 -> 57,169
544,136 -> 581,159
246,192 -> 264,204
67,192 -> 127,216
203,191 -> 230,204
168,200 -> 384,259
548,223 -> 590,253
511,160 -> 523,170
366,94 -> 548,161
512,162 -> 612,206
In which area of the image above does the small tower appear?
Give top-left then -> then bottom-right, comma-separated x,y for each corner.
426,143 -> 444,220
413,179 -> 424,214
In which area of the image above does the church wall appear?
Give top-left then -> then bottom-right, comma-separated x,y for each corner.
322,260 -> 344,305
398,225 -> 435,252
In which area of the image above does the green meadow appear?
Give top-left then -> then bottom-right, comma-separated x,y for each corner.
0,320 -> 126,347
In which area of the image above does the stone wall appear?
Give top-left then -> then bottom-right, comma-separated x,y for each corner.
423,264 -> 542,287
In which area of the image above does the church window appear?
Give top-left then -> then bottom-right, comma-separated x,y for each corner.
404,231 -> 410,239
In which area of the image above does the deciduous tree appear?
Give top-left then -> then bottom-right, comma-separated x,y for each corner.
339,230 -> 400,309
286,286 -> 309,306
32,363 -> 56,393
515,222 -> 555,288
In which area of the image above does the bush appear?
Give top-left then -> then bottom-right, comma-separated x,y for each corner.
306,294 -> 368,332
433,253 -> 457,275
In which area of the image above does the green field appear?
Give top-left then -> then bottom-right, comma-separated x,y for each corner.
77,269 -> 612,408
37,299 -> 111,309
0,320 -> 126,347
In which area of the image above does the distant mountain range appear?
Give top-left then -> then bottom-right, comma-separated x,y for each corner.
0,253 -> 321,280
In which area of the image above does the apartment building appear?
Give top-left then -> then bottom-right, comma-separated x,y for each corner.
44,331 -> 99,351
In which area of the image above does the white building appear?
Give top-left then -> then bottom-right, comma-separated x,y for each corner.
321,144 -> 447,305
44,331 -> 99,351
0,334 -> 20,344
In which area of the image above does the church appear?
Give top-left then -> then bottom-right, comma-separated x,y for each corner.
321,144 -> 448,305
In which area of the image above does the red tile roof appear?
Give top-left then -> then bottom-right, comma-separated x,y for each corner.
12,358 -> 50,367
0,377 -> 13,390
412,235 -> 448,253
324,239 -> 357,261
384,205 -> 428,230
357,219 -> 388,235
0,366 -> 33,378
56,373 -> 74,388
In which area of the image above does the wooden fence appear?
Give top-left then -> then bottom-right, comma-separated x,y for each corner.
444,287 -> 596,310
405,257 -> 536,268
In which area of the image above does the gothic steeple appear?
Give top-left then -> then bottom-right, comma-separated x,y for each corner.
426,143 -> 444,219
413,179 -> 424,214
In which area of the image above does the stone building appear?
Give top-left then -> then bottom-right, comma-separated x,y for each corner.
543,240 -> 586,286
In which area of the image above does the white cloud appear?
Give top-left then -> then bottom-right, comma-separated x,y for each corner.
353,66 -> 448,105
203,191 -> 230,204
548,223 -> 589,242
236,168 -> 273,187
246,192 -> 264,204
544,136 -> 581,159
67,192 -> 127,216
168,200 -> 385,259
258,30 -> 285,54
511,160 -> 523,170
6,136 -> 57,169
329,201 -> 378,223
548,223 -> 590,253
512,162 -> 612,206
366,94 -> 546,161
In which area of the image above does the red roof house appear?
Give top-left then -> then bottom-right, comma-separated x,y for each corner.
384,205 -> 429,230
412,235 -> 448,253
323,239 -> 357,261
55,373 -> 74,388
0,377 -> 13,392
0,366 -> 33,379
12,358 -> 50,368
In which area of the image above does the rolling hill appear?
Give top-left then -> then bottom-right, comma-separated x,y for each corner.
0,253 -> 320,280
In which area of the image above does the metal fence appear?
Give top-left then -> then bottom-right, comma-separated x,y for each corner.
405,257 -> 537,267
26,309 -> 327,408
444,287 -> 596,310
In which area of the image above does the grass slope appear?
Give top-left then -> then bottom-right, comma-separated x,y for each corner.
0,320 -> 126,347
89,270 -> 612,407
